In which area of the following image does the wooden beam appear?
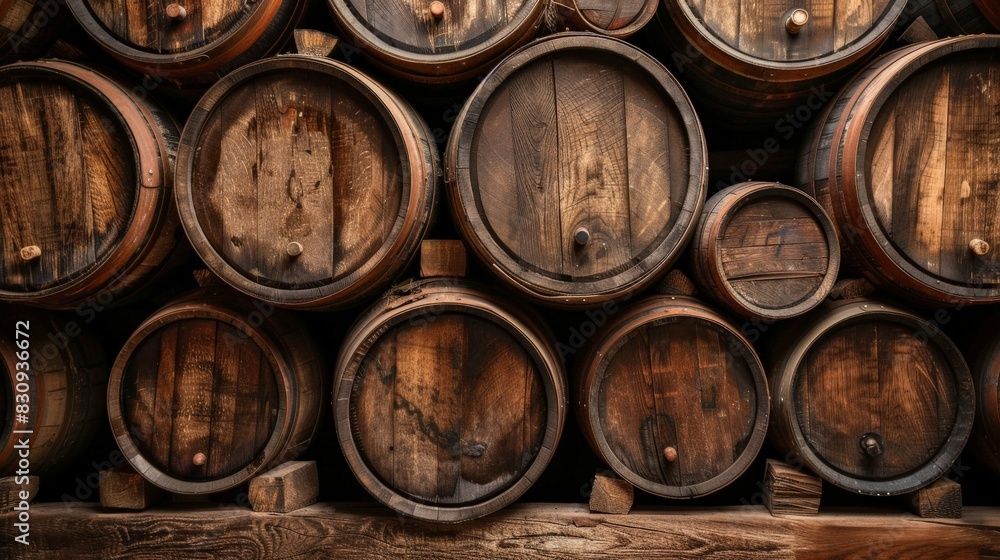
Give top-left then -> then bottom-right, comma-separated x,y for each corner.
764,459 -> 823,516
248,461 -> 319,513
588,472 -> 633,514
3,503 -> 999,558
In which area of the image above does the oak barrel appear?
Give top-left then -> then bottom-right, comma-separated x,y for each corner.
175,55 -> 439,311
690,182 -> 840,320
447,33 -> 708,309
334,278 -> 566,522
65,0 -> 306,88
798,35 -> 1000,307
967,326 -> 1000,476
326,0 -> 546,83
894,0 -> 998,38
575,295 -> 769,498
0,305 -> 107,477
767,299 -> 975,495
108,288 -> 324,494
0,0 -> 66,64
0,60 -> 184,310
551,0 -> 658,38
653,0 -> 907,124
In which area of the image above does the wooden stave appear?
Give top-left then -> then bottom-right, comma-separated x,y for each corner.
65,0 -> 307,87
107,287 -> 325,495
0,305 -> 107,477
0,59 -> 185,310
446,33 -> 708,310
967,327 -> 1000,476
550,0 -> 659,39
573,295 -> 770,498
690,181 -> 841,321
333,278 -> 567,523
174,54 -> 439,311
0,0 -> 68,65
765,298 -> 976,496
799,36 -> 1000,307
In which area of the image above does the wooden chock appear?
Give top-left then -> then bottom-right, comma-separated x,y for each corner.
763,459 -> 822,516
100,464 -> 165,511
589,472 -> 634,515
248,461 -> 320,513
1,476 -> 39,513
906,477 -> 962,519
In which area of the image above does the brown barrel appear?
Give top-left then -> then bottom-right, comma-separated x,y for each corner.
798,36 -> 1000,307
0,60 -> 184,310
0,305 -> 107,477
550,0 -> 658,38
108,288 -> 324,494
767,299 -> 974,495
653,0 -> 907,125
65,0 -> 306,88
175,55 -> 438,311
967,325 -> 1000,476
975,0 -> 1000,29
575,295 -> 769,498
447,33 -> 708,309
690,182 -> 840,321
894,0 -> 998,38
334,278 -> 566,522
0,0 -> 66,64
326,0 -> 546,83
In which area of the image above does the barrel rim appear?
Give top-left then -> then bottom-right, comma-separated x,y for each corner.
569,0 -> 659,38
447,33 -> 708,308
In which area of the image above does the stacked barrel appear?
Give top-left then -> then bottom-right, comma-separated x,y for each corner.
0,0 -> 998,524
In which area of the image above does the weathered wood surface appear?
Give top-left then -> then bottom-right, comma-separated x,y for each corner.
0,476 -> 37,513
99,466 -> 165,511
550,0 -> 658,38
334,279 -> 565,522
420,240 -> 468,278
588,473 -> 633,514
248,461 -> 319,513
447,33 -> 707,308
177,55 -> 437,310
575,296 -> 769,499
906,478 -> 962,519
763,460 -> 822,516
892,0 -> 998,39
4,503 -> 1000,558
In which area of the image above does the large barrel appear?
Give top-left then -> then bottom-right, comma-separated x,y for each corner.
575,296 -> 769,498
326,0 -> 546,83
0,0 -> 66,64
894,0 -> 998,38
0,305 -> 107,477
447,33 -> 708,309
66,0 -> 307,88
108,288 -> 324,494
175,55 -> 438,311
766,299 -> 975,495
550,0 -> 659,38
691,182 -> 840,320
0,60 -> 184,310
653,0 -> 907,125
967,325 -> 1000,476
798,36 -> 1000,307
334,279 -> 566,522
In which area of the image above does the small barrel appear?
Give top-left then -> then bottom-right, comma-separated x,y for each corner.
575,296 -> 769,498
334,279 -> 566,522
327,0 -> 546,83
0,0 -> 66,64
551,0 -> 659,38
65,0 -> 306,87
0,305 -> 107,477
653,0 -> 907,125
798,35 -> 1000,307
967,326 -> 1000,476
108,288 -> 324,494
175,55 -> 438,310
893,0 -> 998,38
447,33 -> 708,309
0,60 -> 184,310
767,299 -> 974,495
690,182 -> 840,320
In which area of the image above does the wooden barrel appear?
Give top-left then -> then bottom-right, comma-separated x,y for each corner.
175,55 -> 438,310
0,60 -> 184,310
108,288 -> 324,494
0,305 -> 107,477
690,182 -> 840,320
967,326 -> 1000,476
334,279 -> 566,522
65,0 -> 306,88
326,0 -> 546,83
550,0 -> 659,38
894,0 -> 998,38
798,36 -> 1000,307
653,0 -> 907,125
575,296 -> 769,498
767,299 -> 975,495
447,33 -> 708,309
0,0 -> 66,64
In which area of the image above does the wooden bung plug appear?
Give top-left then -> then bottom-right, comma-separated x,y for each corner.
430,1 -> 445,19
19,246 -> 41,262
970,239 -> 990,256
287,242 -> 304,257
664,446 -> 678,463
785,8 -> 809,35
166,3 -> 187,21
192,452 -> 207,466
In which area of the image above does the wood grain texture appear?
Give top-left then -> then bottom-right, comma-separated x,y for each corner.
763,459 -> 822,516
891,0 -> 998,38
588,472 -> 633,514
420,240 -> 467,278
0,475 -> 37,513
5,502 -> 1000,558
99,466 -> 165,511
551,0 -> 658,38
83,0 -> 253,53
906,477 -> 962,519
248,461 -> 319,513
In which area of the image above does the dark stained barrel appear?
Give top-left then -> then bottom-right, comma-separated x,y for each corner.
447,33 -> 708,309
690,182 -> 840,320
766,299 -> 975,495
798,35 -> 1000,307
894,0 -> 998,38
0,305 -> 107,476
0,60 -> 185,310
0,0 -> 66,64
575,296 -> 769,498
653,0 -> 907,125
327,0 -> 547,83
175,55 -> 438,310
108,288 -> 324,494
967,325 -> 1000,476
334,279 -> 566,522
66,0 -> 307,87
551,0 -> 658,38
